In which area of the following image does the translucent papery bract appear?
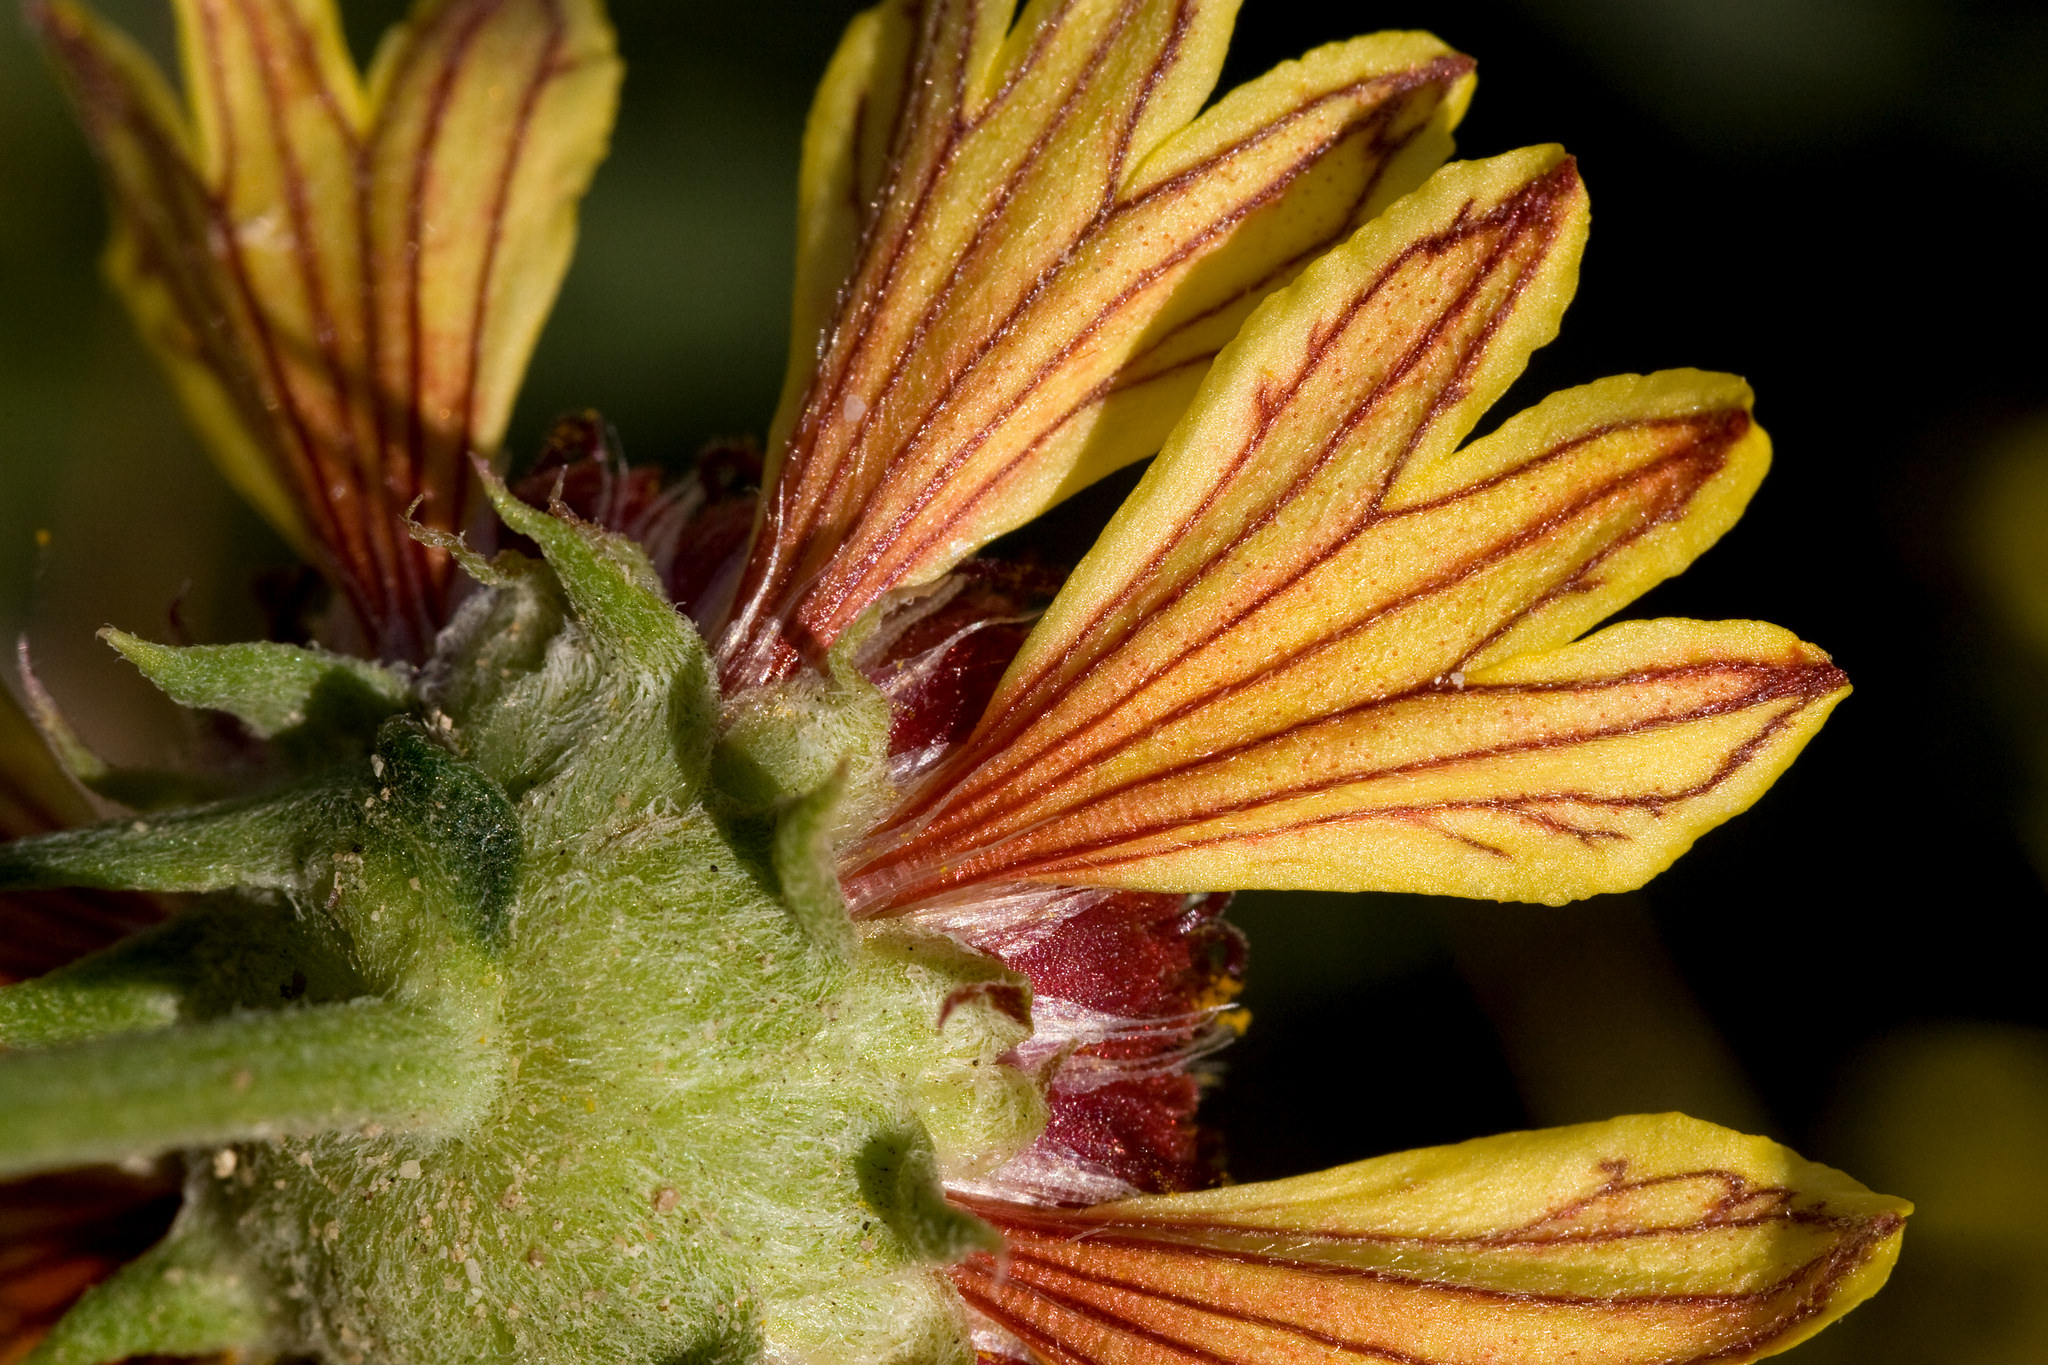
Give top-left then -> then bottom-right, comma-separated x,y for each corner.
717,0 -> 1476,684
35,0 -> 620,660
907,883 -> 1243,1205
849,148 -> 1847,910
953,1114 -> 1908,1365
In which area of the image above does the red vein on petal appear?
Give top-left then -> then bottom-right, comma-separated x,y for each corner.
1101,0 -> 1195,200
873,409 -> 1737,866
1098,77 -> 1438,386
237,0 -> 419,645
782,0 -> 984,534
825,64 -> 1467,625
873,165 -> 1579,851
976,166 -> 1574,761
721,0 -> 984,672
971,1231 -> 1872,1351
190,0 -> 380,632
972,1251 -> 1439,1363
45,27 -> 293,523
979,1212 -> 1889,1301
1000,674 -> 1837,886
727,11 -> 1465,683
447,0 -> 573,596
955,1270 -> 1240,1365
978,0 -> 1090,125
950,1171 -> 1904,1365
786,0 -> 1153,610
394,0 -> 502,648
860,658 -> 1840,904
767,55 -> 1471,674
962,1164 -> 1812,1250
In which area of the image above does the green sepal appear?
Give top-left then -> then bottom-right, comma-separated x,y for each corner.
712,634 -> 892,823
408,517 -> 517,588
0,792 -> 305,896
23,1191 -> 275,1364
102,628 -> 409,769
772,764 -> 858,958
0,719 -> 521,967
474,470 -> 719,812
859,927 -> 1045,1180
417,547 -> 567,793
481,469 -> 704,678
0,955 -> 180,1046
854,1122 -> 1002,1265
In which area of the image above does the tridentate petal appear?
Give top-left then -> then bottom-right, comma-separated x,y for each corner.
849,149 -> 1834,908
34,0 -> 618,659
954,1113 -> 1907,1365
720,0 -> 1475,682
855,619 -> 1845,908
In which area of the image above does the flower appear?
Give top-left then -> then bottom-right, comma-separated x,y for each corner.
25,0 -> 619,662
1,2 -> 1905,1365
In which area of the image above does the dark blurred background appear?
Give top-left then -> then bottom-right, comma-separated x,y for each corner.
5,1 -> 2046,1359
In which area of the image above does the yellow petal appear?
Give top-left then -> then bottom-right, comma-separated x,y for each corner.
34,0 -> 313,554
34,0 -> 618,658
939,145 -> 1587,772
768,3 -> 902,462
721,0 -> 1475,682
848,150 -> 1832,908
363,0 -> 620,526
953,1113 -> 1907,1365
856,619 -> 1843,907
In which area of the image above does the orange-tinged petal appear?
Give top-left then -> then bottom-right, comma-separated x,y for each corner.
0,1165 -> 183,1364
33,0 -> 307,545
768,2 -> 904,463
721,0 -> 1476,683
362,0 -> 620,539
34,0 -> 618,659
847,151 -> 1835,909
952,1113 -> 1907,1365
918,145 -> 1586,790
856,619 -> 1844,907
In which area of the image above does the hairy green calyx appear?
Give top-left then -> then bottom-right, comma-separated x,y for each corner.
0,488 -> 1044,1365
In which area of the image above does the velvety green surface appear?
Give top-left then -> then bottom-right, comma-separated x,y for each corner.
1,490 -> 1042,1365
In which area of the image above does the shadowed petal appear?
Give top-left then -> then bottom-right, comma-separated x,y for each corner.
0,1164 -> 183,1362
2,689 -> 162,984
1,686 -> 95,844
953,1114 -> 1907,1365
720,0 -> 1476,683
33,0 -> 619,660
